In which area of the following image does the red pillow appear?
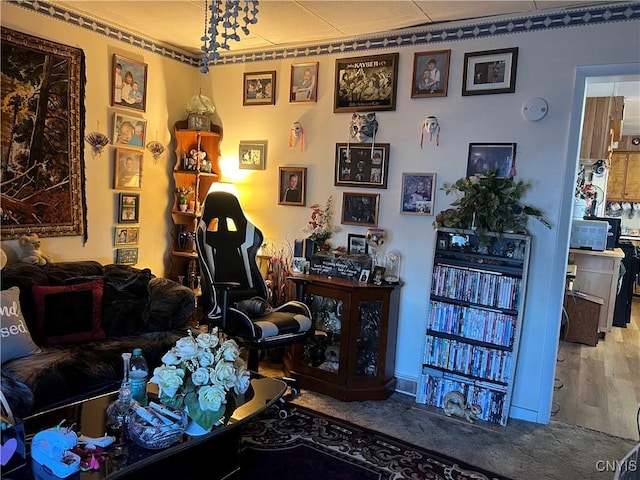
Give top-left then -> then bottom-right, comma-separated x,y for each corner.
32,280 -> 106,345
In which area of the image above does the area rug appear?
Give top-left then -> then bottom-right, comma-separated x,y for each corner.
239,405 -> 513,480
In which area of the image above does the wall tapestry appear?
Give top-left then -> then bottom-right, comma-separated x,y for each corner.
1,28 -> 87,241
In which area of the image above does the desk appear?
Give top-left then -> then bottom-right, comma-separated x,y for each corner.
568,248 -> 624,334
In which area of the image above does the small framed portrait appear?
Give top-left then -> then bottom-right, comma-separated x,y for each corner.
370,266 -> 386,285
187,114 -> 210,131
112,54 -> 147,111
400,172 -> 436,216
341,192 -> 380,227
347,234 -> 369,255
411,50 -> 451,98
278,167 -> 307,206
290,62 -> 318,103
239,140 -> 267,170
118,193 -> 139,223
466,143 -> 517,178
334,52 -> 399,113
115,226 -> 139,246
243,71 -> 276,106
335,143 -> 390,189
116,247 -> 138,265
114,148 -> 143,190
112,113 -> 146,148
462,47 -> 518,96
358,269 -> 370,283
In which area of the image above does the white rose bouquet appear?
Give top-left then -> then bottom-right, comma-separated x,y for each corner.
150,328 -> 250,431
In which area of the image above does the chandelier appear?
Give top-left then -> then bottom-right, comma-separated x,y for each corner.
200,0 -> 260,73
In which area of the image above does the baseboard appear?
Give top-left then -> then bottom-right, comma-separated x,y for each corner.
394,374 -> 417,397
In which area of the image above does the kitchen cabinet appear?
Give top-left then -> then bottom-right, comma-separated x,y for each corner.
168,121 -> 221,294
580,96 -> 624,162
285,274 -> 401,401
607,152 -> 640,201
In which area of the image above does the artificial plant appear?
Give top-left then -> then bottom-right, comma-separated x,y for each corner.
433,172 -> 551,241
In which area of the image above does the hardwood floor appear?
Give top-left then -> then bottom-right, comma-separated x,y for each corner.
553,296 -> 640,440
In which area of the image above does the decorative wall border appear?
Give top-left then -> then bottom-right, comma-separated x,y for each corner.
10,0 -> 640,69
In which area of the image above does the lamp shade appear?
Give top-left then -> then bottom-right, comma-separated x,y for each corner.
186,93 -> 215,116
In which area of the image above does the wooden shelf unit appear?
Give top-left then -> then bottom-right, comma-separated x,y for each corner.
416,228 -> 531,426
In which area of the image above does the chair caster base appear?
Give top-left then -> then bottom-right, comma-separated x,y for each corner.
281,376 -> 300,397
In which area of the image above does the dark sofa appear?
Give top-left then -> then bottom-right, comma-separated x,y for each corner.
0,261 -> 195,419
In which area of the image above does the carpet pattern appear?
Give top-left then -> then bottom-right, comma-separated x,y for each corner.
239,405 -> 513,480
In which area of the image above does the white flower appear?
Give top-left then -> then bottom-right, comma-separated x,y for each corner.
198,383 -> 227,412
151,365 -> 185,398
191,366 -> 210,386
234,363 -> 251,394
197,349 -> 216,368
218,339 -> 241,362
174,336 -> 199,360
212,361 -> 237,390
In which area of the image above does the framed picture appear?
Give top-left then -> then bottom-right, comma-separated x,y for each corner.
278,167 -> 307,206
370,266 -> 386,285
290,62 -> 318,103
335,143 -> 390,188
187,114 -> 210,131
358,269 -> 370,283
347,234 -> 369,255
114,148 -> 143,190
116,247 -> 138,265
400,172 -> 436,216
112,113 -> 146,148
243,71 -> 276,106
115,226 -> 139,246
411,50 -> 451,98
118,193 -> 140,223
334,52 -> 399,112
462,47 -> 518,96
466,143 -> 517,178
341,192 -> 380,227
238,140 -> 267,170
112,54 -> 147,111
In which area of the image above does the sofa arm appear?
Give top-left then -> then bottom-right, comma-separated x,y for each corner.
146,278 -> 196,332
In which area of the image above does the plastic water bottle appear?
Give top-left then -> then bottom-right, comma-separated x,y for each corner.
129,348 -> 149,407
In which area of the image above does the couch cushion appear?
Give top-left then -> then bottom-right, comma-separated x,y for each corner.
32,280 -> 106,345
1,287 -> 41,364
102,269 -> 152,336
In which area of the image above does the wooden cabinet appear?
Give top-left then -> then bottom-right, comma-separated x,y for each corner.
607,152 -> 640,201
168,121 -> 222,296
416,229 -> 531,426
580,96 -> 624,162
285,274 -> 401,401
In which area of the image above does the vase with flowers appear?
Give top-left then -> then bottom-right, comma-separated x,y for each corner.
301,196 -> 341,250
574,169 -> 597,219
150,329 -> 250,434
176,186 -> 194,212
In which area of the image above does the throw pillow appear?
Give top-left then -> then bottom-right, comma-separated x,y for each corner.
32,280 -> 106,345
102,269 -> 151,336
1,287 -> 41,363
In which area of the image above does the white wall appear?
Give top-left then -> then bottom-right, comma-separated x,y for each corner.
3,2 -> 639,424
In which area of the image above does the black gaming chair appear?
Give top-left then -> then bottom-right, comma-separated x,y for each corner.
195,190 -> 312,377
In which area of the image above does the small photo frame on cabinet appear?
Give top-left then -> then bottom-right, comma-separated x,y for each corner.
116,247 -> 138,265
187,114 -> 210,131
118,193 -> 139,223
400,172 -> 436,216
462,47 -> 518,96
341,192 -> 379,227
278,167 -> 307,206
114,148 -> 143,190
370,266 -> 385,285
358,269 -> 370,283
115,226 -> 139,246
243,71 -> 276,106
290,62 -> 318,103
347,234 -> 369,255
239,140 -> 267,170
411,50 -> 451,98
112,113 -> 146,148
112,54 -> 147,111
466,143 -> 516,178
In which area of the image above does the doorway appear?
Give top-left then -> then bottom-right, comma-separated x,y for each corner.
551,65 -> 640,441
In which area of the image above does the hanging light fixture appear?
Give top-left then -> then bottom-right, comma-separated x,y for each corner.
200,0 -> 260,73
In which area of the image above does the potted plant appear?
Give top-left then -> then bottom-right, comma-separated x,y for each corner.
433,172 -> 551,242
176,186 -> 194,212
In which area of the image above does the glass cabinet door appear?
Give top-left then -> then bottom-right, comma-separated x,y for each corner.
299,293 -> 343,375
355,300 -> 382,378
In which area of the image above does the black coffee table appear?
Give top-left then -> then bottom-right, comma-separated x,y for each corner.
18,376 -> 286,480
